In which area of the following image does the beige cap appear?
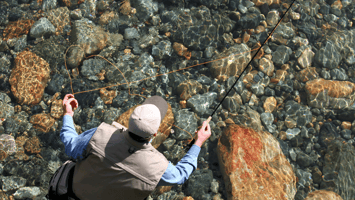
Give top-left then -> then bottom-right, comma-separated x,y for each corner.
128,96 -> 168,138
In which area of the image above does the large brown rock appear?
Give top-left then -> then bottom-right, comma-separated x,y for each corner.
29,113 -> 55,133
9,51 -> 50,105
209,43 -> 251,81
2,19 -> 34,40
304,190 -> 343,200
305,78 -> 355,109
115,102 -> 174,149
217,124 -> 297,200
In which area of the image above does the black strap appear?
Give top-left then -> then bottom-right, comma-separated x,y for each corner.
67,164 -> 80,200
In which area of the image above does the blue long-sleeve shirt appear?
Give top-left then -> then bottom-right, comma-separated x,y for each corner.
60,115 -> 201,186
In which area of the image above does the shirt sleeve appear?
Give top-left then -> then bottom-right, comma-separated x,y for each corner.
60,115 -> 97,160
157,144 -> 201,186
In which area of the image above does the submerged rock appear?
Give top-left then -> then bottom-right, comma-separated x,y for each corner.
217,124 -> 297,199
304,190 -> 342,200
9,51 -> 50,105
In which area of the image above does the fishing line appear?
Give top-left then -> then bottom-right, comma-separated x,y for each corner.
206,0 -> 297,125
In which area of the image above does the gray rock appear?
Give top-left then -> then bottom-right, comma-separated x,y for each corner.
286,128 -> 301,140
0,92 -> 11,103
186,169 -> 213,200
251,83 -> 264,96
0,134 -> 17,155
272,45 -> 292,66
296,169 -> 312,188
172,109 -> 198,140
162,138 -> 176,151
13,186 -> 41,199
79,0 -> 96,19
305,142 -> 312,154
321,140 -> 355,199
70,9 -> 82,20
124,27 -> 140,40
42,0 -> 57,11
331,68 -> 348,81
319,122 -> 339,147
30,17 -> 56,38
204,46 -> 215,58
103,107 -> 121,124
222,93 -> 241,113
1,176 -> 26,192
13,35 -> 27,52
139,27 -> 159,49
320,68 -> 331,79
297,151 -> 316,167
0,54 -> 10,74
0,100 -> 14,119
163,143 -> 185,164
0,39 -> 8,52
238,11 -> 262,29
187,92 -> 217,115
81,58 -> 106,80
4,111 -> 31,137
273,22 -> 295,39
152,40 -> 172,59
341,129 -> 352,140
289,148 -> 297,161
45,73 -> 65,95
210,179 -> 219,194
131,0 -> 158,21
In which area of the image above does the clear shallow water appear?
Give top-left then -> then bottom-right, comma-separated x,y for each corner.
0,0 -> 355,199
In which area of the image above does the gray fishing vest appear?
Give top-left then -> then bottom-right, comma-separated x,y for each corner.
72,121 -> 169,200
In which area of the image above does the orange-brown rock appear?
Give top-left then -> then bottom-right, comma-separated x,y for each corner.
243,70 -> 258,86
115,103 -> 174,149
210,44 -> 251,81
24,136 -> 42,154
341,121 -> 351,130
152,186 -> 173,196
50,99 -> 64,119
15,135 -> 29,161
263,96 -> 277,113
253,0 -> 280,6
2,20 -> 35,41
298,47 -> 315,69
279,131 -> 287,140
217,124 -> 296,199
296,67 -> 318,83
177,80 -> 203,101
45,7 -> 70,35
173,42 -> 191,60
305,79 -> 355,109
304,190 -> 343,200
271,69 -> 287,83
9,51 -> 50,105
100,88 -> 117,104
99,11 -> 118,25
258,57 -> 274,77
183,197 -> 194,200
0,150 -> 6,161
30,113 -> 55,133
305,78 -> 355,98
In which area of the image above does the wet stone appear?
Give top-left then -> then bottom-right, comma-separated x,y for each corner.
286,128 -> 301,140
263,96 -> 277,113
3,19 -> 34,42
341,129 -> 352,139
0,101 -> 14,120
30,17 -> 55,38
152,40 -> 172,59
131,0 -> 158,21
209,43 -> 251,81
296,151 -> 316,167
176,79 -> 202,101
266,10 -> 279,26
50,99 -> 64,119
81,58 -> 106,81
1,176 -> 26,192
319,122 -> 338,147
296,67 -> 318,83
0,134 -> 17,156
139,28 -> 159,49
304,190 -> 343,200
100,88 -> 117,105
5,111 -> 31,136
258,57 -> 274,77
186,92 -> 217,115
250,83 -> 264,96
103,107 -> 121,124
330,68 -> 348,81
172,109 -> 197,140
238,11 -> 262,29
45,7 -> 70,35
13,186 -> 41,199
45,73 -> 65,95
9,51 -> 50,105
260,112 -> 276,133
42,0 -> 57,11
124,27 -> 140,40
272,45 -> 292,66
185,169 -> 213,200
162,138 -> 175,151
264,87 -> 275,96
278,79 -> 293,93
29,113 -> 55,133
222,93 -> 242,113
295,169 -> 312,189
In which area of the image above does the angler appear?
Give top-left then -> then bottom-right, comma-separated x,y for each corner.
47,94 -> 211,200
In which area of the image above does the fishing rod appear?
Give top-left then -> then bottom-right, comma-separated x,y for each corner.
204,0 -> 297,128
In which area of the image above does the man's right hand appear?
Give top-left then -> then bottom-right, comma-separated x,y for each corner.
194,119 -> 211,147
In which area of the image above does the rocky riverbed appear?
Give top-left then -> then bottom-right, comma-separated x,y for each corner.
0,0 -> 355,199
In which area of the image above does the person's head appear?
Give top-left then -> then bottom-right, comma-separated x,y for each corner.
128,96 -> 168,143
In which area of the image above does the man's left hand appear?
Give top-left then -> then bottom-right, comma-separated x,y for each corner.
63,94 -> 78,117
